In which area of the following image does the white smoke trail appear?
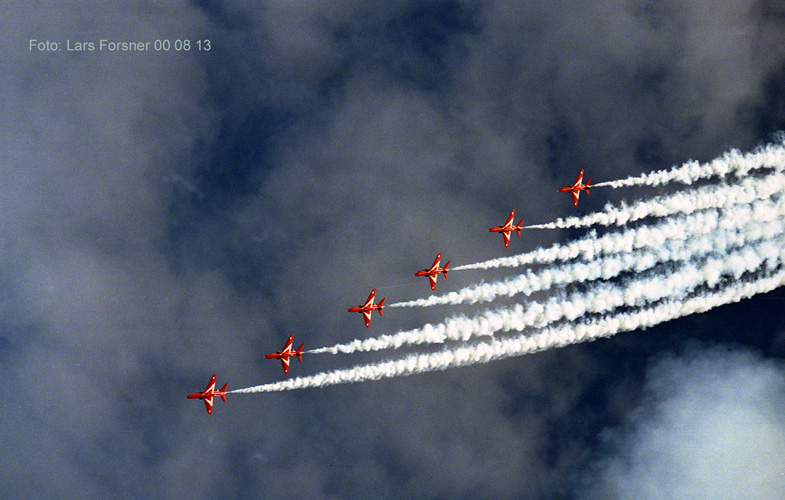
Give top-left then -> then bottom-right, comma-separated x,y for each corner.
524,168 -> 785,231
231,266 -> 785,394
314,165 -> 785,355
309,232 -> 783,355
393,198 -> 785,309
230,140 -> 785,395
591,141 -> 785,188
454,169 -> 785,272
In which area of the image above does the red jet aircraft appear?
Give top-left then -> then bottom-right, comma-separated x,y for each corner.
558,169 -> 592,207
415,252 -> 450,291
347,288 -> 385,328
265,334 -> 304,375
489,210 -> 524,248
187,374 -> 227,415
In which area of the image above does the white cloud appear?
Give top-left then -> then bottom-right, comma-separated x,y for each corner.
581,346 -> 785,500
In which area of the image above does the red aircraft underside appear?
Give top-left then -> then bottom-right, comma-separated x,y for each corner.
489,209 -> 524,248
187,374 -> 228,415
415,252 -> 450,291
347,288 -> 386,328
558,169 -> 593,207
265,334 -> 304,374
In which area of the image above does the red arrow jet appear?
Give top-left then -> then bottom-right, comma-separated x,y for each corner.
265,334 -> 304,374
489,210 -> 524,248
347,288 -> 385,328
415,252 -> 450,291
187,374 -> 227,415
558,169 -> 592,207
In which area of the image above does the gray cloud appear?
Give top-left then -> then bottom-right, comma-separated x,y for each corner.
2,0 -> 785,498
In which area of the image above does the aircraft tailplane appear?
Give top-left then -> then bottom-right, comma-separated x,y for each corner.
219,383 -> 228,401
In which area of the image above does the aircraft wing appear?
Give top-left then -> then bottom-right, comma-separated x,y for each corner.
281,356 -> 290,374
204,374 -> 217,393
203,395 -> 214,415
574,169 -> 584,185
430,253 -> 442,271
283,335 -> 294,352
504,210 -> 515,227
363,289 -> 376,308
362,310 -> 372,328
572,191 -> 580,207
503,231 -> 511,248
428,274 -> 437,291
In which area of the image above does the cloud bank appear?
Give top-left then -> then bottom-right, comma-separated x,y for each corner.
581,345 -> 785,500
2,1 -> 785,499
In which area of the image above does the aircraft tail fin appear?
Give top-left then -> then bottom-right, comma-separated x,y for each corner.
443,261 -> 450,277
377,297 -> 385,315
295,344 -> 305,362
585,177 -> 592,194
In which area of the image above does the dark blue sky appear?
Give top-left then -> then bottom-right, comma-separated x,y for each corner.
2,1 -> 785,499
